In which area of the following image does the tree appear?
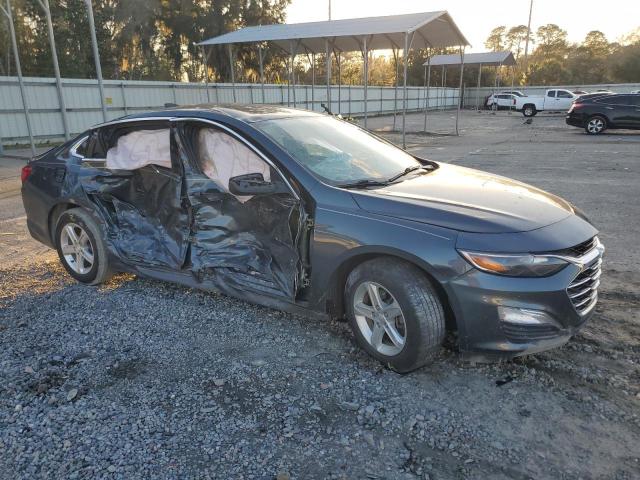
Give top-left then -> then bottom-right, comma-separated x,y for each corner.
484,26 -> 506,52
505,25 -> 531,60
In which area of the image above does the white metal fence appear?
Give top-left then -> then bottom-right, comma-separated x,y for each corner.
0,76 -> 461,147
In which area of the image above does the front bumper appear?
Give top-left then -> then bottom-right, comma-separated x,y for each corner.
445,241 -> 603,358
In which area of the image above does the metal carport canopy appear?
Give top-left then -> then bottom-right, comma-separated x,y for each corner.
422,51 -> 516,113
198,11 -> 470,148
424,51 -> 515,67
198,11 -> 469,53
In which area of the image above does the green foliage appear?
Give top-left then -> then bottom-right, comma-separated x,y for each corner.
0,0 -> 290,81
483,23 -> 640,86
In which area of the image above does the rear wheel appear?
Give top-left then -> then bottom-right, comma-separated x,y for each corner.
345,258 -> 445,373
585,115 -> 607,134
55,208 -> 112,285
523,104 -> 537,117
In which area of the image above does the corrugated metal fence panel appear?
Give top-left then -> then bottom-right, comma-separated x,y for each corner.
0,76 -> 461,145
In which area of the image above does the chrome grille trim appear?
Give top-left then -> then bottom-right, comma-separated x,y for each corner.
566,240 -> 604,316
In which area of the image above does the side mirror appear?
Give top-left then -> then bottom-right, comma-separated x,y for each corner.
228,172 -> 277,196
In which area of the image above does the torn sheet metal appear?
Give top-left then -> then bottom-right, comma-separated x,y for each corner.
62,121 -> 305,301
179,124 -> 304,299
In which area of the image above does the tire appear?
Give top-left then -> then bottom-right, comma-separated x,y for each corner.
55,208 -> 112,285
345,257 -> 445,373
585,115 -> 607,135
522,105 -> 537,117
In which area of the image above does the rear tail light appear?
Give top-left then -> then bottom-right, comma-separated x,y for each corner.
21,164 -> 32,183
568,103 -> 583,113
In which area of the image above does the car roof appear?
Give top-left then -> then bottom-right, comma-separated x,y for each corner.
97,104 -> 322,128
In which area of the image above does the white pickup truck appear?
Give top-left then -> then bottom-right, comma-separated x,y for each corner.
516,89 -> 579,117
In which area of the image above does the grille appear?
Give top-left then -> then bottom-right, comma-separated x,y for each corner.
567,257 -> 602,315
555,236 -> 598,257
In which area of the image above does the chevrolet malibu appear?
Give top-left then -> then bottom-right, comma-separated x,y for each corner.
21,105 -> 604,372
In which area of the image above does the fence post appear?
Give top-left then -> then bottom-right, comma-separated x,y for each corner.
120,82 -> 128,114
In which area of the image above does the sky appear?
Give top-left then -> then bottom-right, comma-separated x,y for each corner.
286,0 -> 640,52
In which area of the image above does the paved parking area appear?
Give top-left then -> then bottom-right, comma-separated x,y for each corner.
1,110 -> 639,479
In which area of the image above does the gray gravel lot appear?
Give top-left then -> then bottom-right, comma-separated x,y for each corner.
1,111 -> 639,479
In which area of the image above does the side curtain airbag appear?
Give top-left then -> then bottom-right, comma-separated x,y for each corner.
106,129 -> 171,170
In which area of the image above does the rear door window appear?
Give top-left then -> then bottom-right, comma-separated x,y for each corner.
597,95 -> 632,106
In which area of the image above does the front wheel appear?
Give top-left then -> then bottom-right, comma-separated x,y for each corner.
55,208 -> 112,285
585,115 -> 607,135
522,105 -> 537,117
345,258 -> 445,373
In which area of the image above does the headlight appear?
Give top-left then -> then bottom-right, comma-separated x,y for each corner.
458,250 -> 569,277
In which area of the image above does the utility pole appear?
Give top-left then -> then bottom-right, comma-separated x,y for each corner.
328,0 -> 331,20
522,0 -> 534,85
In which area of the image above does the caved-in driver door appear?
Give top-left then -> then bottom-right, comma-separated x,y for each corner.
176,121 -> 306,300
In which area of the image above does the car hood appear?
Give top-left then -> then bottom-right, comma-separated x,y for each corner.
350,163 -> 575,234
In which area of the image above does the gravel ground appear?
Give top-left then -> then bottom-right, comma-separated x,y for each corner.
1,111 -> 639,479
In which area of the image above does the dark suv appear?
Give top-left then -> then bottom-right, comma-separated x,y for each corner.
566,94 -> 640,134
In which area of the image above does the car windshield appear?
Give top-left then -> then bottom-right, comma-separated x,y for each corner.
253,116 -> 421,185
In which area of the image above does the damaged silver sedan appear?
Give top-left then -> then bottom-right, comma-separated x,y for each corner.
21,105 -> 603,372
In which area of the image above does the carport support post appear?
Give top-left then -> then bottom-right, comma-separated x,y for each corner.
476,63 -> 482,110
392,48 -> 398,130
290,40 -> 297,108
311,53 -> 315,111
258,45 -> 265,103
509,65 -> 516,113
336,51 -> 341,114
401,32 -> 415,148
201,45 -> 210,102
85,0 -> 107,123
228,44 -> 236,103
0,0 -> 35,155
363,36 -> 368,128
423,57 -> 431,132
402,33 -> 408,149
37,0 -> 69,140
455,47 -> 465,136
325,39 -> 331,110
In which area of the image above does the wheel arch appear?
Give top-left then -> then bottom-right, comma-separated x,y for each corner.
325,248 -> 458,332
48,201 -> 82,245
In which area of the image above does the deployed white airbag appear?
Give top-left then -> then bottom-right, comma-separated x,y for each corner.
106,129 -> 171,170
198,129 -> 270,192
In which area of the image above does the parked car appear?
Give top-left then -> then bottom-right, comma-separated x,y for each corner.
485,93 -> 518,110
500,90 -> 526,97
515,89 -> 579,117
566,93 -> 640,134
631,90 -> 640,94
21,105 -> 604,372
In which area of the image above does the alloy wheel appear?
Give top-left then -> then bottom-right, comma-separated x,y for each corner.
60,223 -> 94,275
353,281 -> 407,356
587,118 -> 604,134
